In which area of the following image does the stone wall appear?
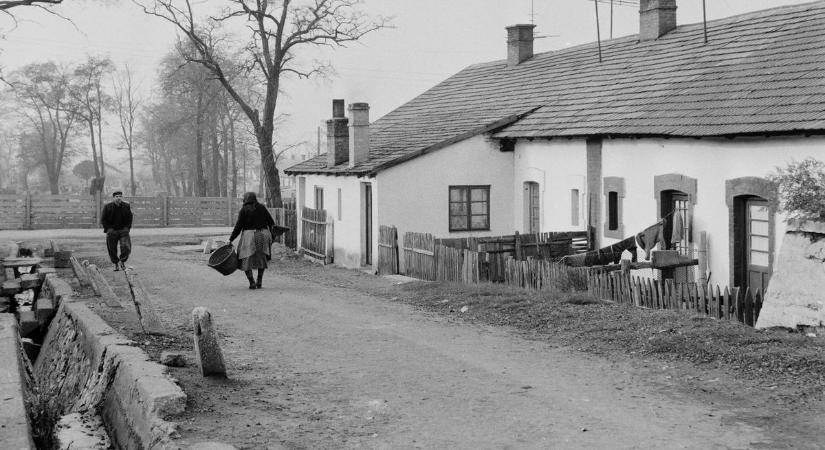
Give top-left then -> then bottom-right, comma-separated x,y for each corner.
34,301 -> 186,448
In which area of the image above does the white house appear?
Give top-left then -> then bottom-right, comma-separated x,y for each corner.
286,0 -> 825,298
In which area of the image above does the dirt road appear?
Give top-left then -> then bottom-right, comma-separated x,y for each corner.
70,238 -> 779,450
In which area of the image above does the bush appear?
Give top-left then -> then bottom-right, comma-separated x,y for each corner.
769,158 -> 825,219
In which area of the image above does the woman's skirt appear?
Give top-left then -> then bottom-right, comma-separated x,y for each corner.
236,229 -> 272,271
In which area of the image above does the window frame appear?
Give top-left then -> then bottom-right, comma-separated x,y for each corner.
449,185 -> 491,232
603,177 -> 625,239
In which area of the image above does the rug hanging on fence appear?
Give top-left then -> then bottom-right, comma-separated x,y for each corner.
561,218 -> 671,267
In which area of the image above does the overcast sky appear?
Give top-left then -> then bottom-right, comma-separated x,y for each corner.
0,0 -> 811,159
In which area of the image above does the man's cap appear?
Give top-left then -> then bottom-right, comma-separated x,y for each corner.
112,191 -> 123,197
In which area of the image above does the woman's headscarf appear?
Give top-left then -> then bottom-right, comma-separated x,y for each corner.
242,192 -> 258,205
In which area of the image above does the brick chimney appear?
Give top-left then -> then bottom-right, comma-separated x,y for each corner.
506,24 -> 536,66
326,99 -> 348,167
348,102 -> 370,168
639,0 -> 677,41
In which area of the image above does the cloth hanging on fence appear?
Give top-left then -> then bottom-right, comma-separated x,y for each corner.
636,220 -> 666,260
562,235 -> 637,267
670,213 -> 684,245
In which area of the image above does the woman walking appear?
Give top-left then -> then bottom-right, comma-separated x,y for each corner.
229,192 -> 275,289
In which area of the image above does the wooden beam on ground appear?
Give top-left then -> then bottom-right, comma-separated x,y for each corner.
84,264 -> 122,308
124,271 -> 165,335
70,256 -> 92,288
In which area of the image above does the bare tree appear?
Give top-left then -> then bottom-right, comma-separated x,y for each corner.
113,64 -> 141,195
6,62 -> 79,193
70,56 -> 113,181
0,0 -> 62,10
136,0 -> 388,207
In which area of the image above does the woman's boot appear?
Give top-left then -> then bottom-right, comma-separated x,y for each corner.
245,270 -> 256,289
256,269 -> 264,289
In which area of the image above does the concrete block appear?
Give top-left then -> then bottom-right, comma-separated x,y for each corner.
1,279 -> 21,296
192,307 -> 227,377
5,267 -> 15,279
0,315 -> 35,449
20,273 -> 41,290
17,310 -> 39,337
160,351 -> 187,367
54,250 -> 72,268
35,296 -> 55,326
36,267 -> 57,280
42,274 -> 74,307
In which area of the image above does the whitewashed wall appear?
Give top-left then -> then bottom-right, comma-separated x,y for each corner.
297,174 -> 368,269
377,134 -> 515,268
514,139 -> 588,232
601,136 -> 825,285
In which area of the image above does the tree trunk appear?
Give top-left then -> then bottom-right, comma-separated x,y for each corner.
230,116 -> 237,199
194,92 -> 206,197
210,128 -> 220,196
256,131 -> 282,208
87,119 -> 101,178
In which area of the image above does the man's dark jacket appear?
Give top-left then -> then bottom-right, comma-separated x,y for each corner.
101,201 -> 133,232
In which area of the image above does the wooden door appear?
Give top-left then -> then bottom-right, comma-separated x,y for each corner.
744,198 -> 771,294
364,184 -> 372,266
524,182 -> 540,233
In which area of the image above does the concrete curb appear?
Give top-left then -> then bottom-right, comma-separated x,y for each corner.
35,302 -> 186,449
0,314 -> 35,449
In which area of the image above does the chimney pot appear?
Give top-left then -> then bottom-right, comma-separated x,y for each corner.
639,0 -> 677,41
326,99 -> 349,167
332,99 -> 345,118
506,24 -> 536,66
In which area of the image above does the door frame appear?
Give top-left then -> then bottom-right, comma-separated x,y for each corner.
725,177 -> 778,289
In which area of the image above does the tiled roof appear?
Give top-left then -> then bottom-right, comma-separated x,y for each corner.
286,1 -> 825,176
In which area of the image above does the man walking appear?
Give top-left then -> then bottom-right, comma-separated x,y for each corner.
101,190 -> 133,271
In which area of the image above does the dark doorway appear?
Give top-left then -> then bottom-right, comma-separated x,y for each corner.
660,190 -> 692,283
363,183 -> 372,266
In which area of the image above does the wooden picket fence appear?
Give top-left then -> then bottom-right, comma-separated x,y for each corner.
300,207 -> 333,263
377,225 -> 399,275
272,206 -> 298,250
396,230 -> 764,327
585,271 -> 763,326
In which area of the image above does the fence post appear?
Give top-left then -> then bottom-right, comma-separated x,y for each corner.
698,231 -> 708,286
324,213 -> 334,264
514,231 -> 522,261
24,192 -> 32,229
161,194 -> 169,227
227,196 -> 233,226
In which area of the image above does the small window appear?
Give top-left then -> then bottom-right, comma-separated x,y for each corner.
603,177 -> 625,239
449,185 -> 490,231
608,191 -> 619,230
314,186 -> 324,210
571,189 -> 580,226
337,188 -> 342,221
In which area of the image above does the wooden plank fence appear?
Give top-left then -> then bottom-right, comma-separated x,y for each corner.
0,193 -> 255,229
300,207 -> 333,264
403,232 -> 436,281
272,207 -> 298,250
377,225 -> 399,275
398,228 -> 763,327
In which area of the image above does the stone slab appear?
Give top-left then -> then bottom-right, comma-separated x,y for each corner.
35,296 -> 55,326
193,307 -> 227,377
2,279 -> 21,296
20,273 -> 41,290
35,267 -> 57,280
0,315 -> 35,449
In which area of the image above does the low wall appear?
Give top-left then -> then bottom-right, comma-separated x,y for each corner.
34,301 -> 186,448
0,314 -> 35,449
